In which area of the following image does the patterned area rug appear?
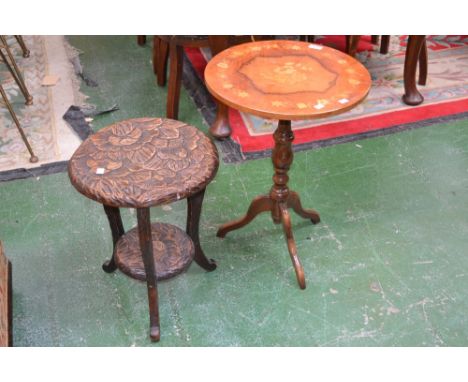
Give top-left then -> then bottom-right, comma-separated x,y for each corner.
0,36 -> 82,180
184,35 -> 468,161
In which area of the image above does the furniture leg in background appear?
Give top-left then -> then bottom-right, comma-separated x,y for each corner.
0,35 -> 33,105
14,35 -> 30,58
153,36 -> 210,121
403,35 -> 426,105
0,84 -> 38,162
137,35 -> 146,46
68,118 -> 219,342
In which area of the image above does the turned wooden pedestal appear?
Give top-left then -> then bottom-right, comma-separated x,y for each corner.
205,40 -> 371,289
69,118 -> 219,341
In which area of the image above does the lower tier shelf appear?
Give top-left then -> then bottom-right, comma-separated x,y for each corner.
115,222 -> 195,281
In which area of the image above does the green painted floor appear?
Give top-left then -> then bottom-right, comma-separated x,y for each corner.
1,36 -> 468,346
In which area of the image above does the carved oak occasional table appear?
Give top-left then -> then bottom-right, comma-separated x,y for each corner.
68,118 -> 218,341
205,40 -> 371,289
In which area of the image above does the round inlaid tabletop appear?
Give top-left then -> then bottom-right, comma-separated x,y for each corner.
68,118 -> 219,208
204,40 -> 372,120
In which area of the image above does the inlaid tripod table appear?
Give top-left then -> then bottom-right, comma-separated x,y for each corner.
205,40 -> 371,289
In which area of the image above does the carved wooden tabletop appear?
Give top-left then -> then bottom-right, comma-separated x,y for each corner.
205,40 -> 371,120
68,118 -> 219,208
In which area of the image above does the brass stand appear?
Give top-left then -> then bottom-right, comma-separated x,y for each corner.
0,35 -> 37,163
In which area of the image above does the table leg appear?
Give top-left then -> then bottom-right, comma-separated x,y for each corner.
418,38 -> 428,86
403,35 -> 426,106
209,101 -> 232,140
287,191 -> 320,224
154,36 -> 169,84
279,203 -> 306,289
217,195 -> 273,238
207,36 -> 232,140
137,35 -> 146,46
137,207 -> 160,342
345,35 -> 361,57
217,120 -> 320,288
0,36 -> 33,105
102,205 -> 125,273
187,189 -> 217,271
166,41 -> 183,119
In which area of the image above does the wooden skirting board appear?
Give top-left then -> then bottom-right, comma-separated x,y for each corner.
0,241 -> 12,347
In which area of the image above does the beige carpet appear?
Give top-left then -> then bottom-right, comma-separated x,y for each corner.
0,35 -> 83,173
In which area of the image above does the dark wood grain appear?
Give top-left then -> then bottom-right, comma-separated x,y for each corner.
68,118 -> 219,208
136,208 -> 160,342
187,189 -> 217,271
137,35 -> 146,46
216,120 -> 321,289
418,38 -> 428,86
115,221 -> 195,281
154,36 -> 210,120
403,35 -> 426,106
102,205 -> 125,273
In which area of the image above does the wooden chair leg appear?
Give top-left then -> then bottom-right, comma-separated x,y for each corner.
154,37 -> 169,86
209,101 -> 232,139
166,42 -> 183,119
102,205 -> 125,273
345,35 -> 360,57
137,35 -> 146,46
186,189 -> 216,271
402,35 -> 426,106
371,35 -> 379,45
418,38 -> 428,86
380,35 -> 390,54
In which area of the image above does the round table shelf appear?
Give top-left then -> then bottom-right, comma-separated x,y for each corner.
115,222 -> 195,282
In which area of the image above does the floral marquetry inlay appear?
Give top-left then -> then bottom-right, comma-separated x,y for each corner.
68,118 -> 219,208
240,56 -> 337,94
205,40 -> 371,120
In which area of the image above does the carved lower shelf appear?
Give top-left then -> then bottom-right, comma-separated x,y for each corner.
115,222 -> 195,281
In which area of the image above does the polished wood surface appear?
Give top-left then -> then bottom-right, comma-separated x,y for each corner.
115,222 -> 195,281
207,41 -> 371,289
403,35 -> 426,105
216,120 -> 321,289
69,117 -> 219,342
154,36 -> 210,120
0,241 -> 12,347
68,118 -> 219,208
205,40 -> 371,121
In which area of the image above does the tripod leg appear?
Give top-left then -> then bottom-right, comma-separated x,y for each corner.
217,195 -> 273,238
287,191 -> 320,224
279,203 -> 306,289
